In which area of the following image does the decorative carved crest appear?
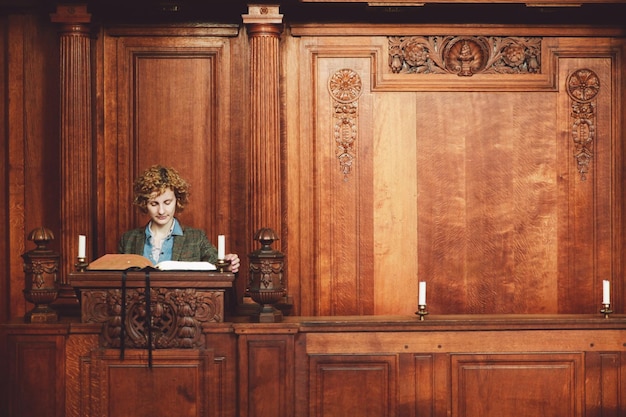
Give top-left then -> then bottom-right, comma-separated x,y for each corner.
389,36 -> 541,76
328,68 -> 363,180
82,288 -> 223,349
566,68 -> 600,181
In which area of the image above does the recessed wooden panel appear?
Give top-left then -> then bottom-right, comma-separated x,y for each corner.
451,353 -> 583,417
238,335 -> 295,417
309,355 -> 397,417
91,349 -> 214,417
101,33 -> 232,255
5,335 -> 65,417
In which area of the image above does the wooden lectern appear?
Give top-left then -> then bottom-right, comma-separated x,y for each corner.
70,270 -> 235,349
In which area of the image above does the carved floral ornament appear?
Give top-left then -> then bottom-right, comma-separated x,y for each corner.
566,68 -> 600,181
83,288 -> 223,349
328,68 -> 363,180
389,36 -> 541,76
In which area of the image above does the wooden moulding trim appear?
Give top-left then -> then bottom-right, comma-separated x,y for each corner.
105,24 -> 241,38
289,23 -> 626,37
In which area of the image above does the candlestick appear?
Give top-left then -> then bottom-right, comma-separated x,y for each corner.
217,235 -> 225,260
418,281 -> 426,306
416,304 -> 429,320
602,280 -> 610,304
600,303 -> 613,319
78,234 -> 86,259
214,258 -> 231,273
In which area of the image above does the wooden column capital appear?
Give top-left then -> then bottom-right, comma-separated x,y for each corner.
50,3 -> 92,29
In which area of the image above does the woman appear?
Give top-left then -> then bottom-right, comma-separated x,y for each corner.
118,164 -> 240,272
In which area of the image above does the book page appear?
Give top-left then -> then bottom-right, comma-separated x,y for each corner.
154,261 -> 216,271
87,254 -> 153,270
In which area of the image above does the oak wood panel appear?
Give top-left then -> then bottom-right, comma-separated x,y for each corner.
4,14 -> 60,320
416,90 -> 558,314
584,352 -> 624,417
309,354 -> 397,417
288,34 -> 622,316
451,353 -> 583,417
0,16 -> 7,324
91,349 -> 214,417
305,328 -> 626,354
99,31 -> 234,257
4,333 -> 66,417
315,55 -> 376,316
237,333 -> 296,417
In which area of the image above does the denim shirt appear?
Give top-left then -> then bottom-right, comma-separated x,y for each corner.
143,218 -> 184,264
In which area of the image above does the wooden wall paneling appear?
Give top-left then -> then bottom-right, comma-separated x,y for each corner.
204,324 -> 239,417
100,28 -> 236,256
373,91 -> 419,315
235,324 -> 297,417
6,15 -> 28,321
584,351 -> 624,417
291,37 -> 381,316
554,39 -> 619,313
288,30 -> 624,316
315,54 -> 375,315
64,330 -> 100,417
308,354 -> 398,417
294,331 -> 310,417
416,89 -> 560,314
3,330 -> 66,417
450,353 -> 584,417
90,349 -> 215,417
0,15 -> 8,323
4,14 -> 60,320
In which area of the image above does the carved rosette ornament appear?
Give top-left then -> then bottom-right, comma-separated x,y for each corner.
82,288 -> 223,349
566,69 -> 600,181
328,68 -> 363,180
389,36 -> 541,76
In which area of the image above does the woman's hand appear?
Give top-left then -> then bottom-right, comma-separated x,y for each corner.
225,253 -> 240,273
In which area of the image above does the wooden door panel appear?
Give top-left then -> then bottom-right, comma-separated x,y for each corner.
100,32 -> 232,256
309,355 -> 397,417
91,349 -> 215,417
451,353 -> 584,417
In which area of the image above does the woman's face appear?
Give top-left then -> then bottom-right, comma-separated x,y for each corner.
146,188 -> 176,227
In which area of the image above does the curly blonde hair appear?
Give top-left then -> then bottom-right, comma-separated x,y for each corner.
133,165 -> 190,214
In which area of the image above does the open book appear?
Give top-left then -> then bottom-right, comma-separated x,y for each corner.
86,254 -> 216,271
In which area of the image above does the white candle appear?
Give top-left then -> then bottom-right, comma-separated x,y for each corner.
78,235 -> 86,259
603,280 -> 610,304
418,281 -> 426,306
217,235 -> 225,260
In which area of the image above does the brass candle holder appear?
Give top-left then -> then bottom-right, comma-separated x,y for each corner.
215,258 -> 231,273
416,304 -> 429,321
75,257 -> 89,272
600,303 -> 613,319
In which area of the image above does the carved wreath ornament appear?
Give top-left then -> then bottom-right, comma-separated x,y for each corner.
328,68 -> 363,180
389,36 -> 541,76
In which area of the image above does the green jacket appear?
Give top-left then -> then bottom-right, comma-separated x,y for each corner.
118,223 -> 219,263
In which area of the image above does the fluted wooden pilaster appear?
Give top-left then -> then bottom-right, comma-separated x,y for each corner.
51,4 -> 93,314
243,6 -> 284,250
